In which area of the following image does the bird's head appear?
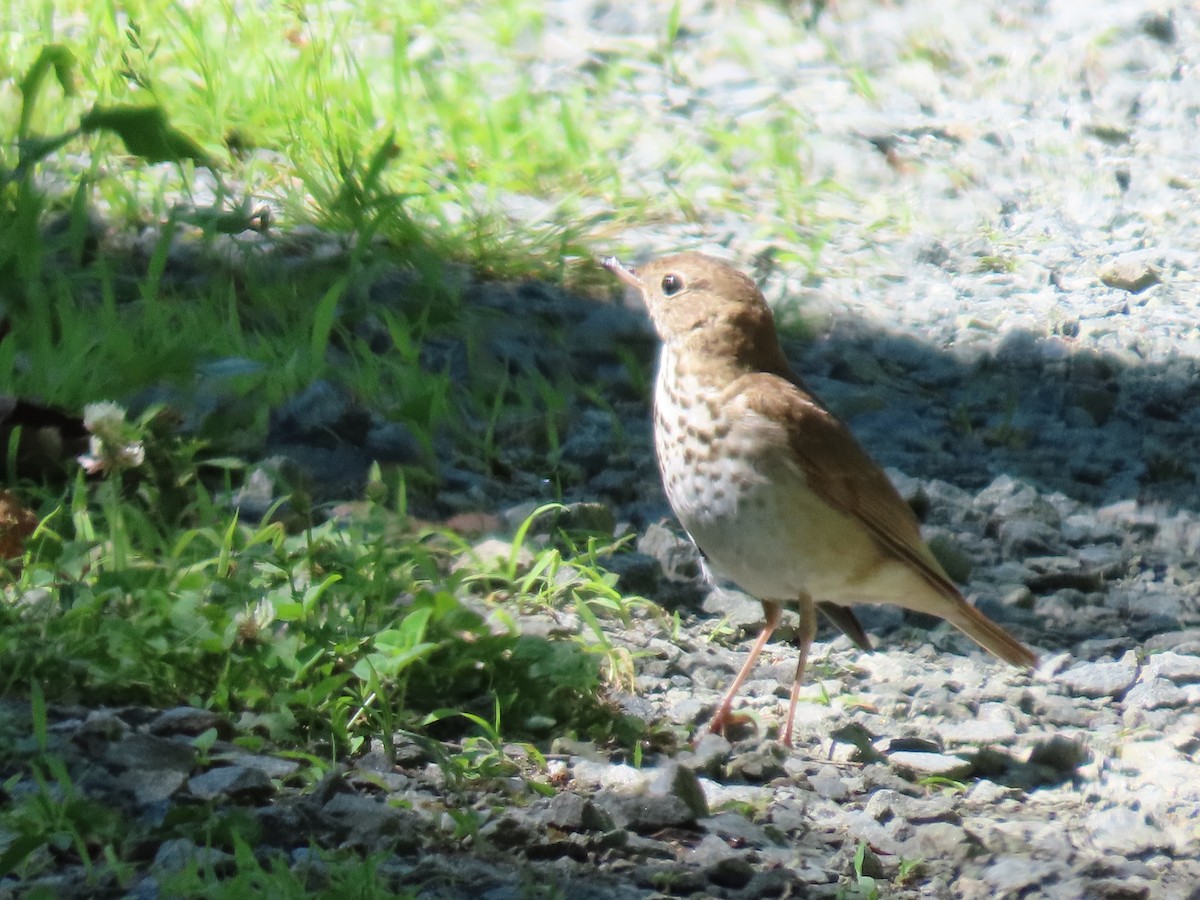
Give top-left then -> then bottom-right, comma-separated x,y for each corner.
599,252 -> 787,375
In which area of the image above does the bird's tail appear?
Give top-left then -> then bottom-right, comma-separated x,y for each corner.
948,602 -> 1037,668
817,602 -> 873,652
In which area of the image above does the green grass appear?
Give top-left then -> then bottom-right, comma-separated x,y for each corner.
836,841 -> 881,900
4,473 -> 640,750
0,464 -> 649,887
2,1 -> 638,271
2,0 -> 835,275
0,1 -> 840,891
1,0 -> 679,798
1,0 -> 840,448
0,687 -> 410,895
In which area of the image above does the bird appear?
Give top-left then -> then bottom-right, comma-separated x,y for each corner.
599,252 -> 1037,746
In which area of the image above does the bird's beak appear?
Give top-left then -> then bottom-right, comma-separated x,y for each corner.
598,256 -> 643,290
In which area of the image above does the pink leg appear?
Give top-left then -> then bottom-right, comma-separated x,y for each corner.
707,601 -> 782,738
782,596 -> 818,747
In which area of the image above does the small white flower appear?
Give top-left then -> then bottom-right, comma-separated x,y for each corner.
77,402 -> 145,475
82,402 -> 129,441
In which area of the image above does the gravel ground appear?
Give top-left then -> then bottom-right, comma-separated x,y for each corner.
7,1 -> 1200,898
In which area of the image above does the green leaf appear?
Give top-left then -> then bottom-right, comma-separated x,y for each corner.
18,44 -> 77,140
527,779 -> 556,798
666,0 -> 683,45
16,132 -> 78,171
309,276 -> 347,366
79,104 -> 212,166
272,601 -> 305,622
350,643 -> 436,681
0,834 -> 46,879
352,612 -> 439,681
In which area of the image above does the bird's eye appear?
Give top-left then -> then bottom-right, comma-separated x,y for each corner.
661,274 -> 683,296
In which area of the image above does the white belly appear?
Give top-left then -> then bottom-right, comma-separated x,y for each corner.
667,444 -> 879,601
654,364 -> 932,607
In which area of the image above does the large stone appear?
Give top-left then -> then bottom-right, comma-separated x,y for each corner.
1123,678 -> 1187,710
1060,659 -> 1138,699
188,765 -> 275,802
982,857 -> 1057,894
593,790 -> 698,832
1098,254 -> 1160,294
531,791 -> 615,832
148,707 -> 233,739
152,838 -> 231,875
1084,807 -> 1172,855
105,734 -> 196,773
320,792 -> 423,853
650,763 -> 709,819
887,751 -> 973,781
1144,651 -> 1200,685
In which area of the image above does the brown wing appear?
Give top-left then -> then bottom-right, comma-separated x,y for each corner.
735,373 -> 962,602
736,373 -> 1037,670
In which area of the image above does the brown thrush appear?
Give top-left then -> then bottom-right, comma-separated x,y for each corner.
600,252 -> 1037,746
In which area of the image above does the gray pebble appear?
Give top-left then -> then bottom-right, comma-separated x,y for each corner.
1060,659 -> 1139,698
699,811 -> 775,849
116,768 -> 188,806
887,751 -> 973,780
1026,736 -> 1089,776
148,707 -> 232,739
636,521 -> 702,582
1099,254 -> 1160,294
188,765 -> 275,802
105,734 -> 196,774
649,763 -> 709,820
1143,650 -> 1200,685
982,857 -> 1057,894
938,716 -> 1017,746
1123,678 -> 1187,710
320,792 -> 423,853
152,838 -> 231,875
593,789 -> 698,832
808,769 -> 850,802
1084,806 -> 1172,856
